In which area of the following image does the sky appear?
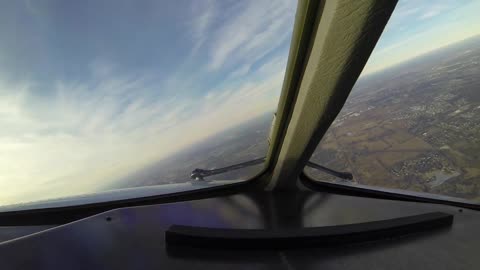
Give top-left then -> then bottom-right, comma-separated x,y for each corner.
362,0 -> 480,76
0,0 -> 296,204
0,0 -> 479,205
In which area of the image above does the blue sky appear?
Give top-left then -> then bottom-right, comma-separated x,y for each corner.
362,0 -> 480,75
0,0 -> 479,204
0,0 -> 296,203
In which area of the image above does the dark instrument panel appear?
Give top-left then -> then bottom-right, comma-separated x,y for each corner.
0,191 -> 479,269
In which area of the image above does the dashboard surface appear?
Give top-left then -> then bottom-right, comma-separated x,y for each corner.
0,191 -> 478,269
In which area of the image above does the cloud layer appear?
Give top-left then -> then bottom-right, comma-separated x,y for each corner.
0,0 -> 296,204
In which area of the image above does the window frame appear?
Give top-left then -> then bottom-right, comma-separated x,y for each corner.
301,170 -> 480,211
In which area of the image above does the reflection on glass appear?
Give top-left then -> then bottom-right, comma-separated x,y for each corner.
0,0 -> 296,205
307,0 -> 480,202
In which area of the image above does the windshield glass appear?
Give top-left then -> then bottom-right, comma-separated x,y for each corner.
0,0 -> 296,206
306,0 -> 480,203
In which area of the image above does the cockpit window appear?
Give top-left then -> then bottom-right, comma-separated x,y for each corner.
0,0 -> 296,206
306,0 -> 480,203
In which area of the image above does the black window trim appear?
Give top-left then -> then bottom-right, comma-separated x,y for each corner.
300,171 -> 480,211
0,169 -> 268,226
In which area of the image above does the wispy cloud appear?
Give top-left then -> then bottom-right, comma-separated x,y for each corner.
361,0 -> 480,76
206,0 -> 295,71
0,52 -> 287,204
418,4 -> 449,20
189,0 -> 216,54
0,0 -> 296,205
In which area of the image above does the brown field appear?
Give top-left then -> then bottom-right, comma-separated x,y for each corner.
389,137 -> 432,151
374,151 -> 422,167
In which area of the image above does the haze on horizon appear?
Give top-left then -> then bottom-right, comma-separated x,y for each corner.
361,0 -> 480,76
0,0 -> 478,205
